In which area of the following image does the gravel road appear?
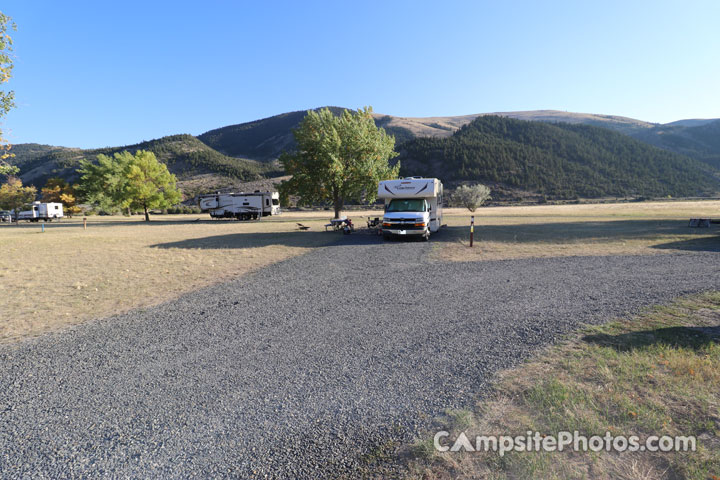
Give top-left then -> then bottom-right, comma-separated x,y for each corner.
1,235 -> 719,478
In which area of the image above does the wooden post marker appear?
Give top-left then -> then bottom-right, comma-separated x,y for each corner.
83,217 -> 87,230
470,215 -> 474,247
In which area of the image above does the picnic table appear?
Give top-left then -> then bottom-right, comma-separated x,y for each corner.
325,217 -> 354,232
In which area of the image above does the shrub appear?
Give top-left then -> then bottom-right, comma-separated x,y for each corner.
451,184 -> 491,212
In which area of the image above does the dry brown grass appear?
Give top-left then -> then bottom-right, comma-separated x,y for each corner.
0,213 -> 340,342
435,201 -> 720,261
406,292 -> 720,479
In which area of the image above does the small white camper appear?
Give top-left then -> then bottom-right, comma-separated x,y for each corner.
377,177 -> 443,240
198,191 -> 280,220
15,202 -> 64,222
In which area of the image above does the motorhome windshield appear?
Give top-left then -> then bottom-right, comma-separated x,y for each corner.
386,199 -> 427,212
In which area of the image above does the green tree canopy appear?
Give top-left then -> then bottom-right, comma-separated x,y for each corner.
0,11 -> 17,176
78,150 -> 181,221
0,177 -> 36,222
279,107 -> 400,218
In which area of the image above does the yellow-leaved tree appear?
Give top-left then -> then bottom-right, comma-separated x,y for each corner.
41,177 -> 82,217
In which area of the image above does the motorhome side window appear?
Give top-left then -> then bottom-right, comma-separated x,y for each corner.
272,198 -> 279,205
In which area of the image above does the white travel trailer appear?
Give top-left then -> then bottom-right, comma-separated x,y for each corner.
15,202 -> 64,222
377,177 -> 443,240
198,191 -> 280,220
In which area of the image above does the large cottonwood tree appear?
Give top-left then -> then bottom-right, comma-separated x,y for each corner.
78,150 -> 181,221
280,107 -> 399,219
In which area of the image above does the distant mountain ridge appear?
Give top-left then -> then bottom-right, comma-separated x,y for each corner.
6,108 -> 720,200
196,108 -> 720,170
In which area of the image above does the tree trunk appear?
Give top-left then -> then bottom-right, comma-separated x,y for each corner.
333,195 -> 344,219
144,204 -> 150,222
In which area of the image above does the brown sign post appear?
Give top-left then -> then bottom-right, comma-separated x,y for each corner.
470,216 -> 474,247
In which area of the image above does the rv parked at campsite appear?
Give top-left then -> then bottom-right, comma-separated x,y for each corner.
377,177 -> 444,241
14,202 -> 64,222
198,191 -> 280,220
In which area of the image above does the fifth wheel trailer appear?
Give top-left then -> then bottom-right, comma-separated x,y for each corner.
198,191 -> 280,220
377,177 -> 444,240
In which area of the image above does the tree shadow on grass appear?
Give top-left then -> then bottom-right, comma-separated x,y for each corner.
651,236 -> 720,252
583,325 -> 720,352
150,230 -> 387,249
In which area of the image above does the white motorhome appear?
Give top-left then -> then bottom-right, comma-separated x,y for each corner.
198,191 -> 280,220
15,202 -> 64,222
377,177 -> 443,240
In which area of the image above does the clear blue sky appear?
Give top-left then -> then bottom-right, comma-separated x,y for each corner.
2,0 -> 719,148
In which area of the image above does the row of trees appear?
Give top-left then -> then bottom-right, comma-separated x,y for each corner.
0,150 -> 181,222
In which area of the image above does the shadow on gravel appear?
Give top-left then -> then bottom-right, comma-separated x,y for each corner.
433,220 -> 718,247
583,325 -> 720,352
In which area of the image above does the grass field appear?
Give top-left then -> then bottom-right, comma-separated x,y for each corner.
0,213 -> 340,342
1,200 -> 718,343
435,201 -> 720,261
406,292 -> 720,479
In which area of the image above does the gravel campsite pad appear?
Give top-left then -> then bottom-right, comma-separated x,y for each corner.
1,237 -> 719,478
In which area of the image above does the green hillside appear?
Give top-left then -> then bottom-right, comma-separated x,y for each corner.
399,116 -> 720,198
11,135 -> 277,188
633,120 -> 720,170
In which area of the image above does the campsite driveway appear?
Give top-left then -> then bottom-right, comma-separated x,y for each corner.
1,235 -> 719,477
